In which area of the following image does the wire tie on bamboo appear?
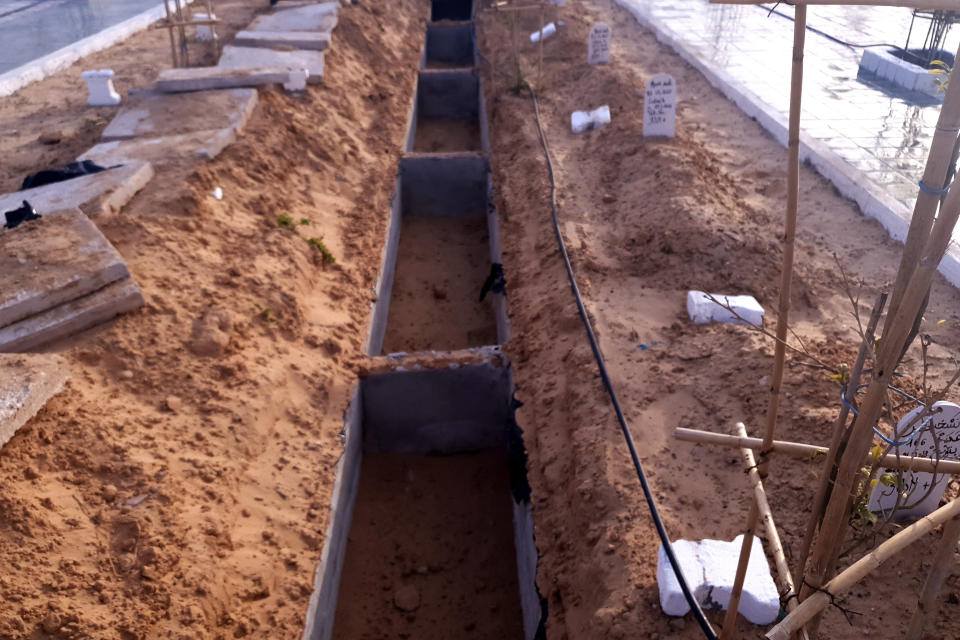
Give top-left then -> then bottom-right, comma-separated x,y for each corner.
918,180 -> 951,196
800,579 -> 862,625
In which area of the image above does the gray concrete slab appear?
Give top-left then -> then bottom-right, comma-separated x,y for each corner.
0,353 -> 68,449
0,161 -> 154,217
218,46 -> 324,83
0,208 -> 130,328
155,66 -> 292,92
101,88 -> 258,141
80,129 -> 236,168
234,30 -> 330,51
249,3 -> 338,32
0,278 -> 144,353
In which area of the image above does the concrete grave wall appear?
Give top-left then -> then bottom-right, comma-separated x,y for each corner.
416,69 -> 480,120
399,152 -> 488,218
0,162 -> 154,217
424,23 -> 476,68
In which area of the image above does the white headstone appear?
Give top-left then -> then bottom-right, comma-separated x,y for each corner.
643,73 -> 676,138
81,70 -> 121,106
869,401 -> 960,519
588,24 -> 611,65
194,13 -> 218,41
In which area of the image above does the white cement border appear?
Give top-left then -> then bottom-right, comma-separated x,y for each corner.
0,0 -> 195,98
615,0 -> 960,289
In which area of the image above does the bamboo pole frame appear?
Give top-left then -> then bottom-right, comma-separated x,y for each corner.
768,499 -> 960,640
673,428 -> 960,475
904,516 -> 960,640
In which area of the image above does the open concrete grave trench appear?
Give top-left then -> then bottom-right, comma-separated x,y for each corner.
302,1 -> 543,638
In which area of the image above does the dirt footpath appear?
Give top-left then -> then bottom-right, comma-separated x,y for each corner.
479,1 -> 960,639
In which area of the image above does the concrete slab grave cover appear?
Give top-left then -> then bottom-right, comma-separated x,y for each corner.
249,3 -> 338,32
101,88 -> 258,140
0,208 -> 131,328
0,161 -> 154,217
0,353 -> 68,449
424,23 -> 475,68
155,66 -> 294,92
0,279 -> 143,353
234,30 -> 331,51
81,129 -> 237,168
218,46 -> 324,84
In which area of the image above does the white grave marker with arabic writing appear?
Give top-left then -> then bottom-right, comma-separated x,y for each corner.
643,73 -> 676,138
588,24 -> 611,65
868,401 -> 960,520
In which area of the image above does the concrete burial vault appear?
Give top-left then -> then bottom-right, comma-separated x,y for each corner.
0,353 -> 68,449
0,208 -> 143,352
0,162 -> 153,217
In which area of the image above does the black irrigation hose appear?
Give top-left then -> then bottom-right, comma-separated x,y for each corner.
525,88 -> 720,640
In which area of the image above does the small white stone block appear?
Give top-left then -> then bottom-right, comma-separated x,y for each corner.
284,68 -> 309,91
194,13 -> 218,41
657,536 -> 780,625
530,22 -> 556,43
81,69 -> 121,106
571,105 -> 610,134
687,290 -> 764,327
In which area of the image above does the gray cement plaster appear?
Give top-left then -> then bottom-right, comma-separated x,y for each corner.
417,69 -> 479,120
399,152 -> 488,218
0,353 -> 68,449
234,30 -> 331,51
249,4 -> 338,33
0,279 -> 143,353
424,23 -> 475,68
218,46 -> 324,83
0,208 -> 130,328
101,88 -> 258,141
0,161 -> 154,217
155,66 -> 292,92
80,129 -> 236,167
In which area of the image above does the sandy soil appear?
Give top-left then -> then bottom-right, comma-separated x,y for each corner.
333,450 -> 524,640
478,2 -> 960,639
0,1 -> 427,639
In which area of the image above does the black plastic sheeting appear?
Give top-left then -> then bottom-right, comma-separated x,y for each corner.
3,200 -> 40,230
20,160 -> 113,191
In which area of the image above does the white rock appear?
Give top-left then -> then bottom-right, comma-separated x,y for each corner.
211,187 -> 223,200
657,536 -> 780,625
530,22 -> 556,43
194,13 -> 218,41
686,290 -> 763,327
81,70 -> 121,106
283,68 -> 309,92
571,105 -> 610,134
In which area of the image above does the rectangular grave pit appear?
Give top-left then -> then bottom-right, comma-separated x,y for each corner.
412,69 -> 483,153
424,23 -> 476,69
431,0 -> 473,22
374,153 -> 505,355
300,363 -> 542,640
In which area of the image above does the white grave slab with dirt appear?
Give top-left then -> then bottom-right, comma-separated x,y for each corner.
0,353 -> 68,449
0,209 -> 143,352
218,46 -> 325,83
100,88 -> 258,140
643,73 -> 676,138
234,30 -> 331,51
249,3 -> 338,32
0,162 -> 154,217
869,401 -> 960,520
80,129 -> 237,168
588,24 -> 611,65
155,66 -> 294,92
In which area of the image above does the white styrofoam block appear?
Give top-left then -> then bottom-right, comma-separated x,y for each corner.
81,69 -> 121,106
657,537 -> 780,625
283,68 -> 309,92
686,290 -> 764,327
530,22 -> 556,43
194,13 -> 218,41
656,540 -> 704,616
571,105 -> 611,134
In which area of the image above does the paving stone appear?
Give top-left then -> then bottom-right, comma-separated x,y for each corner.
0,161 -> 154,217
155,66 -> 293,92
80,129 -> 237,168
218,46 -> 324,83
249,3 -> 338,32
101,88 -> 258,140
0,353 -> 68,449
234,30 -> 331,51
0,279 -> 143,353
0,208 -> 130,327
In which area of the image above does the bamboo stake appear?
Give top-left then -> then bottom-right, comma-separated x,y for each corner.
710,0 -> 960,8
174,0 -> 189,67
885,40 -> 960,334
163,0 -> 179,67
793,293 -> 886,586
673,428 -> 960,475
721,498 -> 759,640
725,12 -> 806,632
770,499 -> 960,640
904,516 -> 960,640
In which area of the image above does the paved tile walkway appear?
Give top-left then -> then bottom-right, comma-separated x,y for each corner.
625,1 -> 960,214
